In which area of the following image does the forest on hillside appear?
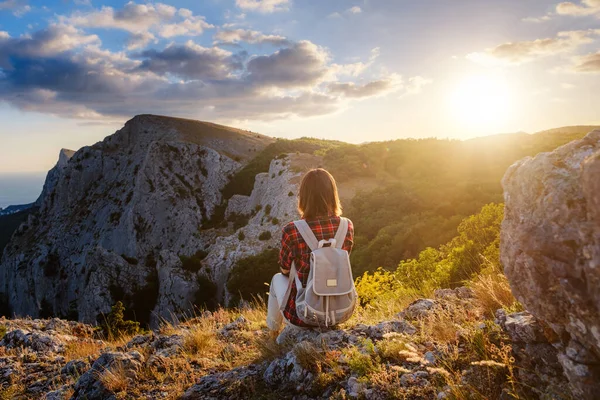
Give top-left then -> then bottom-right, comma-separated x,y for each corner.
227,127 -> 593,303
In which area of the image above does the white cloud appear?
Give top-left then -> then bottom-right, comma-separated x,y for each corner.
556,0 -> 600,16
127,31 -> 156,50
561,82 -> 576,88
467,30 -> 599,66
73,0 -> 92,6
328,75 -> 401,98
0,0 -> 31,16
522,15 -> 552,22
213,28 -> 289,46
573,50 -> 600,71
65,1 -> 214,43
235,0 -> 290,13
348,6 -> 362,14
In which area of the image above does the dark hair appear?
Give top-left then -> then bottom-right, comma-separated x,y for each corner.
298,168 -> 342,220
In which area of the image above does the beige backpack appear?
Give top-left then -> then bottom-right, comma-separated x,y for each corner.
280,218 -> 357,327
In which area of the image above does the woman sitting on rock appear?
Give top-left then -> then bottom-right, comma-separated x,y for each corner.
267,168 -> 356,334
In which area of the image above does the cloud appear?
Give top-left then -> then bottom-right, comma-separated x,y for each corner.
213,28 -> 290,46
127,32 -> 156,50
246,41 -> 331,87
0,24 -> 100,68
561,82 -> 576,88
556,0 -> 600,16
65,1 -> 213,44
522,15 -> 552,22
0,23 -> 419,122
348,6 -> 362,14
0,0 -> 31,16
235,0 -> 290,13
573,51 -> 600,71
135,41 -> 240,80
467,30 -> 598,66
328,76 -> 401,98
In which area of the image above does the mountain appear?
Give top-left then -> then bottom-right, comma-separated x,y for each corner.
0,203 -> 35,216
0,116 -> 593,329
0,115 -> 278,327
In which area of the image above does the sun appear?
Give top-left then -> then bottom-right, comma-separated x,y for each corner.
448,74 -> 513,132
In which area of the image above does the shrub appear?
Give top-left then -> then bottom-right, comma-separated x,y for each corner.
227,249 -> 278,305
258,231 -> 272,241
99,301 -> 140,340
271,217 -> 280,225
288,191 -> 294,197
195,275 -> 218,310
120,254 -> 139,265
180,250 -> 208,273
238,231 -> 245,241
44,252 -> 61,277
109,211 -> 122,224
0,325 -> 6,340
264,204 -> 272,215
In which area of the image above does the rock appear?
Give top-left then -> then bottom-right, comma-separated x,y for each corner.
181,363 -> 265,400
424,351 -> 436,365
398,299 -> 436,320
351,320 -> 417,340
72,351 -> 144,400
61,359 -> 89,376
347,376 -> 371,398
433,287 -> 474,300
501,129 -> 600,398
502,312 -> 546,343
219,315 -> 248,336
0,329 -> 73,354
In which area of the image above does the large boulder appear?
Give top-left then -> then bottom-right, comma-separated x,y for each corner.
501,129 -> 600,398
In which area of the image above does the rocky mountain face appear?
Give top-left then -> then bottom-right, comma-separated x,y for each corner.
0,115 -> 310,327
501,129 -> 600,399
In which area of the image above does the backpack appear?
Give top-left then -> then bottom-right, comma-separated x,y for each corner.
280,217 -> 357,327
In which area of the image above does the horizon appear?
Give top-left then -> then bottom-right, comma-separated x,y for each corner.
0,0 -> 599,175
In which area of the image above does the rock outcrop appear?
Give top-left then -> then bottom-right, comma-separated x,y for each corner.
501,129 -> 600,398
0,115 -> 283,327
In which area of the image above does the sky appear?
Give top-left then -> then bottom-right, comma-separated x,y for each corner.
0,0 -> 599,177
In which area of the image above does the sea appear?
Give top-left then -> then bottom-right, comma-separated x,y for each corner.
0,172 -> 47,209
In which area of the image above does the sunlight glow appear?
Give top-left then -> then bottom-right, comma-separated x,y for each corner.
448,75 -> 514,132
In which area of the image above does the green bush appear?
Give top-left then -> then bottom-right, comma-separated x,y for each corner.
195,275 -> 218,310
258,231 -> 272,241
227,249 -> 278,305
264,204 -> 272,215
238,231 -> 245,241
180,250 -> 208,272
99,301 -> 140,340
222,138 -> 341,199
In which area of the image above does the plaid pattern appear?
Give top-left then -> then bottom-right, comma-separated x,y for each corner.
278,215 -> 354,327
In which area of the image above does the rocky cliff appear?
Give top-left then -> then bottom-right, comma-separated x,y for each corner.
501,129 -> 600,399
0,115 -> 304,327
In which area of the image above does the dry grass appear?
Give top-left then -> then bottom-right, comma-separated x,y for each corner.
470,273 -> 522,317
64,340 -> 104,362
98,361 -> 130,394
183,325 -> 221,358
292,341 -> 328,372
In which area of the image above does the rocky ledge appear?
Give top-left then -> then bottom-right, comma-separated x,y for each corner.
0,287 -> 573,399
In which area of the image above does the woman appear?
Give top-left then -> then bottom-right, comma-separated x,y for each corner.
267,168 -> 354,332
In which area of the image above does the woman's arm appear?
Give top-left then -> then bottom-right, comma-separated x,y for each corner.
279,226 -> 294,276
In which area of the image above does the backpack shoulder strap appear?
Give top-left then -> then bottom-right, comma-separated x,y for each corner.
294,220 -> 319,251
333,217 -> 349,249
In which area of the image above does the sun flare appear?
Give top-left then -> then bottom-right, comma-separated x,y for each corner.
448,75 -> 514,132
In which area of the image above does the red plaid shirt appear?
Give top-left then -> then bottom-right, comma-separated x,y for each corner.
278,215 -> 354,327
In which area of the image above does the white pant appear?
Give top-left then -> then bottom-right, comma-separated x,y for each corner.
267,273 -> 289,331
